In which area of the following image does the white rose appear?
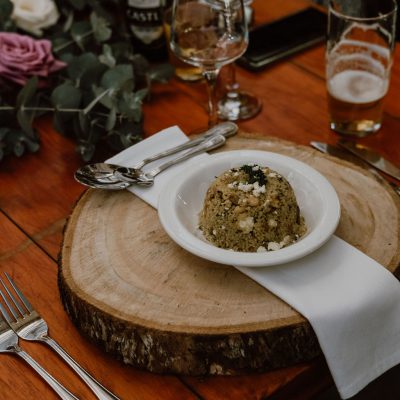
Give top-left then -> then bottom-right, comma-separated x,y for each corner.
11,0 -> 60,36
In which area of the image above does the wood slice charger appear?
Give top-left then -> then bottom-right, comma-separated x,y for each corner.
59,134 -> 400,375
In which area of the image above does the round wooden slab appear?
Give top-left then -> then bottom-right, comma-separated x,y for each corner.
59,134 -> 400,375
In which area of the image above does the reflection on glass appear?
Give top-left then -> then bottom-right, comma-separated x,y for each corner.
217,0 -> 261,121
170,0 -> 248,126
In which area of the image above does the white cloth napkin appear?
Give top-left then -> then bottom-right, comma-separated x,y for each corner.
107,126 -> 400,399
108,126 -> 208,208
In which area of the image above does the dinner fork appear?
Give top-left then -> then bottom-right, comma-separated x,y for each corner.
0,306 -> 78,400
0,273 -> 120,400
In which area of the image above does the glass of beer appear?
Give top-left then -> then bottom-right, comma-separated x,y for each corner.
326,0 -> 397,137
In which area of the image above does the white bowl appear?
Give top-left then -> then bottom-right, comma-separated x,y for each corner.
158,150 -> 340,267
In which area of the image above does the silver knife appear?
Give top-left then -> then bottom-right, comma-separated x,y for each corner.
338,140 -> 400,181
310,141 -> 400,196
310,141 -> 373,168
311,141 -> 356,162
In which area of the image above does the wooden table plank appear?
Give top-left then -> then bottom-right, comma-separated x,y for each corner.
1,1 -> 400,399
183,358 -> 333,400
0,122 -> 84,258
0,213 -> 198,400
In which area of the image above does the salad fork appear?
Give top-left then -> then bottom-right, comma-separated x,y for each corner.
0,273 -> 120,400
0,305 -> 78,399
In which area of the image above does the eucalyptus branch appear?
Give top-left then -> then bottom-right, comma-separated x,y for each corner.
0,105 -> 83,113
83,88 -> 111,115
0,0 -> 174,163
54,29 -> 94,52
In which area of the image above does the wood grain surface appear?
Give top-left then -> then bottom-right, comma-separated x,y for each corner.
59,134 -> 400,376
1,0 -> 400,398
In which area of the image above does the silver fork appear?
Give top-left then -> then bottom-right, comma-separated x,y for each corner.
0,306 -> 78,399
0,273 -> 120,400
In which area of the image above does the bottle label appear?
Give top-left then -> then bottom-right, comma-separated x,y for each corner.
127,0 -> 164,44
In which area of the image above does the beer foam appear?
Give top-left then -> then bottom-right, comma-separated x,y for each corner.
341,22 -> 393,51
328,70 -> 387,104
331,39 -> 391,60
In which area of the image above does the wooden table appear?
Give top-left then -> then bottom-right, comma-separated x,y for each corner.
1,0 -> 400,399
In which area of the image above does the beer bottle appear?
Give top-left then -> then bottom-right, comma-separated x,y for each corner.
125,0 -> 171,62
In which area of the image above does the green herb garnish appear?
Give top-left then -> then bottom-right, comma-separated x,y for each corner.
240,164 -> 266,186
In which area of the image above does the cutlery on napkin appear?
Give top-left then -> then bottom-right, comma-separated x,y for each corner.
108,126 -> 400,399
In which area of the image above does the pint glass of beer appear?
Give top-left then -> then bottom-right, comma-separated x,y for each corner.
326,0 -> 397,137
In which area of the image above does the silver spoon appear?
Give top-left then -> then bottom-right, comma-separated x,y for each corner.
75,134 -> 226,189
76,122 -> 237,183
75,174 -> 131,190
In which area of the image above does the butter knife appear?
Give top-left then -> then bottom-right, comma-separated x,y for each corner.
338,140 -> 400,181
310,141 -> 400,196
310,141 -> 372,168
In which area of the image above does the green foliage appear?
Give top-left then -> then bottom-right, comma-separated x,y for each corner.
0,0 -> 174,162
0,0 -> 14,31
240,165 -> 267,186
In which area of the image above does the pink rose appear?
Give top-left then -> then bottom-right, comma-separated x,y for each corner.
0,32 -> 66,86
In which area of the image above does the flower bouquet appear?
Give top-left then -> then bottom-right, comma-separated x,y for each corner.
0,0 -> 173,161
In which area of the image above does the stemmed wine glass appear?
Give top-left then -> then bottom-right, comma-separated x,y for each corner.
170,0 -> 248,127
218,0 -> 261,121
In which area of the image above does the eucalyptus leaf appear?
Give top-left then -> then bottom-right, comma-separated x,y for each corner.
83,88 -> 110,114
78,111 -> 89,135
106,107 -> 117,131
107,119 -> 142,151
130,54 -> 150,76
0,127 -> 10,141
63,9 -> 74,32
118,134 -> 133,149
51,83 -> 82,110
73,116 -> 83,139
77,141 -> 95,161
134,88 -> 149,102
85,0 -> 112,21
90,12 -> 112,42
0,0 -> 14,31
118,93 -> 142,121
100,65 -> 134,91
0,0 -> 12,15
67,53 -> 100,81
88,119 -> 104,143
16,77 -> 38,109
52,37 -> 73,54
17,109 -> 35,138
81,63 -> 108,91
110,42 -> 134,62
53,112 -> 69,135
92,85 -> 115,109
13,141 -> 24,157
70,21 -> 92,50
21,133 -> 40,153
58,52 -> 75,65
99,44 -> 116,68
147,63 -> 175,83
